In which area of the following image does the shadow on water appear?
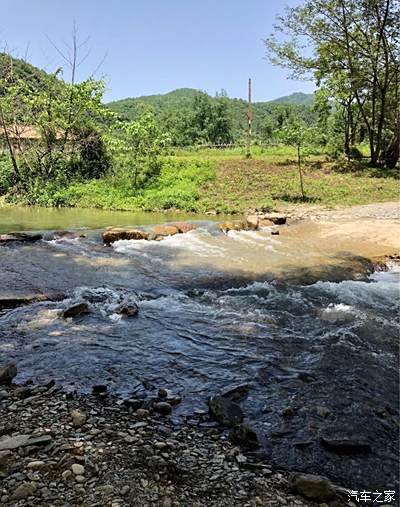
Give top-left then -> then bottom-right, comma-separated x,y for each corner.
0,232 -> 399,491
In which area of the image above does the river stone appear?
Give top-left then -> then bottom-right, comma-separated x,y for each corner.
151,225 -> 180,237
290,473 -> 335,502
218,221 -> 246,234
230,424 -> 259,448
11,482 -> 37,500
172,222 -> 198,234
208,396 -> 243,427
262,213 -> 288,225
62,302 -> 90,319
115,302 -> 139,317
245,215 -> 259,230
0,362 -> 17,385
0,232 -> 43,244
153,402 -> 172,415
0,450 -> 14,473
320,435 -> 371,454
70,408 -> 87,428
0,434 -> 52,451
71,463 -> 85,475
103,227 -> 149,245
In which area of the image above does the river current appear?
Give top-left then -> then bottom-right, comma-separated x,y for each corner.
0,208 -> 399,491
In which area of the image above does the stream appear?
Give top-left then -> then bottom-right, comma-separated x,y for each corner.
0,206 -> 399,491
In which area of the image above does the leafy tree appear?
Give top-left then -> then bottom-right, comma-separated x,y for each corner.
277,118 -> 320,198
265,0 -> 400,167
109,112 -> 169,189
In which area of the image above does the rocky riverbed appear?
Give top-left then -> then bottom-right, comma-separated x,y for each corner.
0,372 -> 353,507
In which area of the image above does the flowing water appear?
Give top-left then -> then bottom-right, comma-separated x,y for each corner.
0,206 -> 399,490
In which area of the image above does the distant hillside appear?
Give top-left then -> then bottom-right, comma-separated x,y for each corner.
269,92 -> 314,106
0,53 -> 49,90
107,88 -> 316,142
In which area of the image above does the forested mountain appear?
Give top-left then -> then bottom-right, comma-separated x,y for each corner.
107,88 -> 316,144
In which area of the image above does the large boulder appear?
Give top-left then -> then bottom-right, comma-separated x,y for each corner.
172,222 -> 198,234
0,232 -> 42,244
208,395 -> 244,427
103,228 -> 149,245
218,221 -> 247,234
290,473 -> 335,502
244,215 -> 259,230
151,225 -> 180,237
0,363 -> 17,385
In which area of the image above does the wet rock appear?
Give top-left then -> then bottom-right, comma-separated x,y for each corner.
158,388 -> 168,399
290,473 -> 335,502
245,215 -> 259,230
115,302 -> 139,317
230,424 -> 259,448
281,406 -> 295,417
92,384 -> 108,395
172,222 -> 198,234
271,230 -> 280,235
208,396 -> 243,427
54,230 -> 87,239
71,409 -> 87,428
153,402 -> 172,415
135,408 -> 150,418
218,221 -> 246,234
123,399 -> 143,410
0,363 -> 17,385
0,294 -> 50,310
321,435 -> 371,454
103,227 -> 149,245
11,482 -> 37,500
151,225 -> 180,237
62,302 -> 90,319
0,232 -> 42,244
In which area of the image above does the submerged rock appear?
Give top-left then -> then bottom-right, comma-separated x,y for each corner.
208,396 -> 244,427
0,232 -> 42,244
321,435 -> 371,454
0,294 -> 50,310
221,383 -> 251,401
153,402 -> 172,415
62,302 -> 90,319
103,227 -> 149,245
115,302 -> 139,317
0,363 -> 17,385
290,473 -> 335,502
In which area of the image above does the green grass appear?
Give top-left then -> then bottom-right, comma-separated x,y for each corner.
3,146 -> 398,214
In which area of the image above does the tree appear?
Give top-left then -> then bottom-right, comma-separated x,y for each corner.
277,118 -> 319,199
265,0 -> 400,167
110,112 -> 169,189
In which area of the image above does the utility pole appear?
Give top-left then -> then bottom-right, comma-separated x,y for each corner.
246,78 -> 253,158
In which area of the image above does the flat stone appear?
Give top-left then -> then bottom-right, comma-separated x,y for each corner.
27,460 -> 46,469
0,232 -> 42,244
0,434 -> 52,451
62,302 -> 90,319
290,473 -> 335,502
321,436 -> 371,454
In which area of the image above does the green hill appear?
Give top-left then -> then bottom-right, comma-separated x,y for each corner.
107,88 -> 316,143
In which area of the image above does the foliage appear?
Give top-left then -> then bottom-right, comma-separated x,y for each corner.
264,0 -> 400,168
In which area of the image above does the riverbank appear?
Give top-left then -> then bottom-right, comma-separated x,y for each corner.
2,156 -> 399,214
0,375 -> 350,507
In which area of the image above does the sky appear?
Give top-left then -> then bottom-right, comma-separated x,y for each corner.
1,0 -> 314,103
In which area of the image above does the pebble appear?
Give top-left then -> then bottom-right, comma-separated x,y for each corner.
71,463 -> 85,475
75,475 -> 86,483
153,402 -> 172,415
27,460 -> 46,469
62,470 -> 73,480
71,408 -> 87,428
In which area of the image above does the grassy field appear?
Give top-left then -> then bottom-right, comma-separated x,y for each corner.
6,147 -> 399,213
